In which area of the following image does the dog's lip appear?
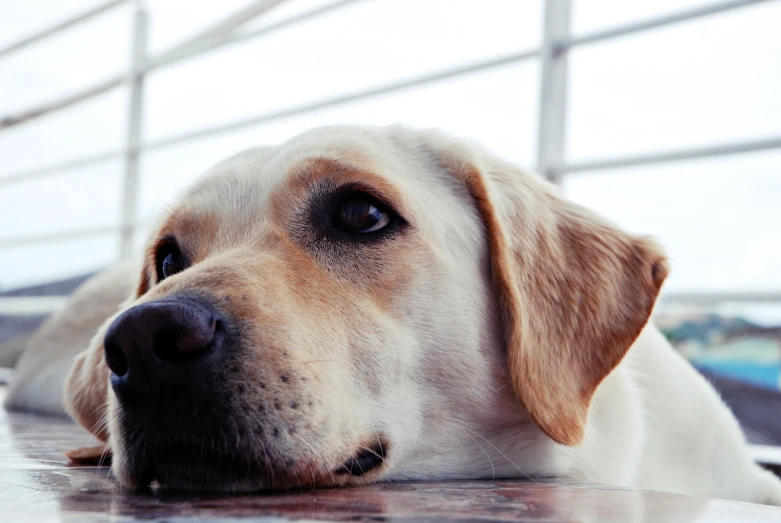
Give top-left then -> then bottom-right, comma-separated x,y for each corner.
336,442 -> 387,477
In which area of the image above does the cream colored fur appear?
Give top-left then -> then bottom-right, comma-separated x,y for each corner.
6,125 -> 781,505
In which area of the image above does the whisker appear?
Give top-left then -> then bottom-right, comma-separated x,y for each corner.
358,445 -> 384,460
301,360 -> 335,365
463,427 -> 537,483
293,468 -> 303,492
84,413 -> 114,474
489,380 -> 510,394
253,431 -> 274,488
455,426 -> 495,482
374,433 -> 385,463
292,433 -> 331,488
97,444 -> 111,469
123,178 -> 177,218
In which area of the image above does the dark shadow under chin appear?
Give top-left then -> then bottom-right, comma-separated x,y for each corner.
120,440 -> 390,492
120,441 -> 273,492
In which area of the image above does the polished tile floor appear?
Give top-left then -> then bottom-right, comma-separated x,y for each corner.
2,387 -> 780,522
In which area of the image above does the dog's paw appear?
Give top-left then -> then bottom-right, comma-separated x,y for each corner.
756,468 -> 781,506
64,444 -> 112,466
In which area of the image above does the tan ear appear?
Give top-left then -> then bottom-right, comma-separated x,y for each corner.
435,143 -> 667,446
64,325 -> 112,443
63,263 -> 143,442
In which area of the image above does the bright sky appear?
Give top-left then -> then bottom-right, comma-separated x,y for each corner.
1,1 -> 780,312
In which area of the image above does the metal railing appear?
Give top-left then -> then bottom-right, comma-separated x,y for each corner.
1,0 -> 780,314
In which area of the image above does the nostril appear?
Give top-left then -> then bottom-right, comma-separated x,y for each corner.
105,343 -> 129,377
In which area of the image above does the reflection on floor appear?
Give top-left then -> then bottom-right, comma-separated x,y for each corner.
1,387 -> 780,522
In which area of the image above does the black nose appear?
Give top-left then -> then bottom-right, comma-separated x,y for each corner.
104,297 -> 223,402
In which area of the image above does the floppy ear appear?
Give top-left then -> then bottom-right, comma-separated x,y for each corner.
64,323 -> 113,443
433,139 -> 668,446
63,263 -> 141,444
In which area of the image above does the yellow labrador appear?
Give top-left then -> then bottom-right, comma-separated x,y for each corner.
18,126 -> 781,503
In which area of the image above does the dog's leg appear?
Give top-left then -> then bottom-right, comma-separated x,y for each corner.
628,326 -> 781,505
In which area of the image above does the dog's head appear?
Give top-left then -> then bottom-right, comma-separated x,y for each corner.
64,126 -> 667,491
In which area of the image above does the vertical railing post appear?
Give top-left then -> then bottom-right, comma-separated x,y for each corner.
119,0 -> 148,259
536,0 -> 571,185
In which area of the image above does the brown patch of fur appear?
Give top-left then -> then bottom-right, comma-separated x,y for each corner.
137,209 -> 222,298
270,156 -> 424,316
64,330 -> 111,442
447,160 -> 667,446
272,157 -> 409,222
135,270 -> 151,297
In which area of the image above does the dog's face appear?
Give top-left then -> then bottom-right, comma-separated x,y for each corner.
65,126 -> 667,491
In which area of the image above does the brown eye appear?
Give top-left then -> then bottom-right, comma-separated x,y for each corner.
333,198 -> 391,234
156,242 -> 188,282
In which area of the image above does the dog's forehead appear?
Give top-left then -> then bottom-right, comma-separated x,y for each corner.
177,128 -> 435,216
162,126 -> 480,252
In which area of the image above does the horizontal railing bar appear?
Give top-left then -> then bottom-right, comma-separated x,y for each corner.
151,0 -> 290,69
145,49 -> 540,150
0,0 -> 132,59
561,0 -> 774,50
557,135 -> 781,175
0,76 -> 124,130
662,291 -> 781,305
0,217 -> 157,250
152,0 -> 370,69
1,0 -> 775,133
0,225 -> 120,249
0,296 -> 69,316
4,110 -> 779,189
749,445 -> 781,466
0,0 -> 523,134
0,50 -> 537,183
0,0 -> 289,132
0,149 -> 123,188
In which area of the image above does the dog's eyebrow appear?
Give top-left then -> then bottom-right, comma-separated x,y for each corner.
142,207 -> 219,281
281,157 -> 407,214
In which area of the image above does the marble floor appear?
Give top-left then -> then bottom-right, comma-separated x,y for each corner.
2,387 -> 780,522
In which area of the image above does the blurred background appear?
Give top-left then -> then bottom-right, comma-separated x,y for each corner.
1,0 -> 781,395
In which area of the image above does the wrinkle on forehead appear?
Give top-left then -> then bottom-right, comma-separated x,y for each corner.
269,157 -> 409,224
155,125 -> 483,263
168,133 -> 388,232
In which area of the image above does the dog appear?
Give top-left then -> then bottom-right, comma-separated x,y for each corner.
8,125 -> 781,504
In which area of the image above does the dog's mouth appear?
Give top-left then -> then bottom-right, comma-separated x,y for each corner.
336,442 -> 387,477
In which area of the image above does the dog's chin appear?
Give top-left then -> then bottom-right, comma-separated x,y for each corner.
153,465 -> 267,493
115,443 -> 271,492
116,442 -> 389,492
